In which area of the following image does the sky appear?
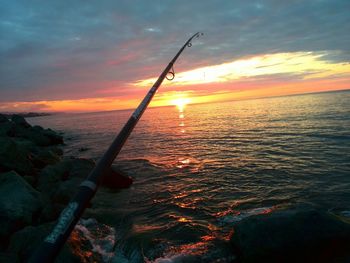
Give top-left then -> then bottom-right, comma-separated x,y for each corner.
0,0 -> 349,112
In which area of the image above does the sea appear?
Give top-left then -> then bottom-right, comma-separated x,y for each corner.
29,90 -> 350,262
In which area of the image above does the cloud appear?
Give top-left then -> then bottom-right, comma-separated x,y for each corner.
134,51 -> 350,87
0,102 -> 50,112
0,0 -> 349,105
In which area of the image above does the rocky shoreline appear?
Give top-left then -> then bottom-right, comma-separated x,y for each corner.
0,114 -> 132,262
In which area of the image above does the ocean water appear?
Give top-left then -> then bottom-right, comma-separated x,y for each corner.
29,90 -> 350,262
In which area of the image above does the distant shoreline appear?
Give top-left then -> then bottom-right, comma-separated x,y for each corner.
0,112 -> 53,118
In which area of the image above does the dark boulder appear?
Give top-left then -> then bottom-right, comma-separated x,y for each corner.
230,207 -> 350,263
47,145 -> 63,156
11,124 -> 48,145
52,178 -> 82,205
78,147 -> 89,152
9,120 -> 63,147
36,162 -> 70,197
102,165 -> 133,189
0,114 -> 9,123
0,135 -> 61,174
0,137 -> 35,175
11,115 -> 31,128
40,128 -> 64,145
0,171 -> 44,245
37,157 -> 95,199
0,121 -> 15,137
0,115 -> 63,146
29,147 -> 61,169
0,252 -> 19,263
12,126 -> 52,146
0,115 -> 15,137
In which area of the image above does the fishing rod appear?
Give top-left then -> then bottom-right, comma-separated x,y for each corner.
28,32 -> 203,263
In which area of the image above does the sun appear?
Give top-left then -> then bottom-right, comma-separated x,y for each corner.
171,97 -> 191,111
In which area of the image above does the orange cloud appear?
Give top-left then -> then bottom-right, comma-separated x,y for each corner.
1,51 -> 349,113
134,51 -> 350,87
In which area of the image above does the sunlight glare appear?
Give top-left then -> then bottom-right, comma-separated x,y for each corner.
171,97 -> 191,112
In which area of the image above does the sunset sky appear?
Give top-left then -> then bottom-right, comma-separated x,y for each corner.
1,0 -> 349,112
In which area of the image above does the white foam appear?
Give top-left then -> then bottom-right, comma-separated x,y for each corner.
219,206 -> 275,224
340,211 -> 350,217
75,218 -> 116,262
150,253 -> 189,263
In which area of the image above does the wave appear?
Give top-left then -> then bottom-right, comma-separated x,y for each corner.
75,218 -> 116,262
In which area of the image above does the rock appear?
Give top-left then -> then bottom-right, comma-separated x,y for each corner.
37,157 -> 95,199
0,171 -> 44,245
11,115 -> 31,128
50,146 -> 64,156
13,126 -> 52,146
102,166 -> 133,189
40,128 -> 64,145
0,114 -> 14,137
23,175 -> 36,187
78,147 -> 89,152
230,207 -> 350,263
37,162 -> 70,198
0,252 -> 19,263
0,114 -> 9,123
0,135 -> 61,173
0,116 -> 63,146
0,137 -> 35,175
0,121 -> 15,137
30,147 -> 61,169
52,178 -> 82,205
8,222 -> 82,263
11,123 -> 63,147
31,125 -> 44,132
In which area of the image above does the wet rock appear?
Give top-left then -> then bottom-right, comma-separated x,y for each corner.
0,252 -> 19,263
37,162 -> 70,197
52,178 -> 82,205
40,128 -> 64,145
230,207 -> 350,263
37,157 -> 95,199
0,134 -> 61,174
8,222 -> 81,263
23,175 -> 36,187
13,126 -> 51,146
0,115 -> 63,147
0,113 -> 9,123
0,121 -> 15,137
11,124 -> 47,145
11,115 -> 31,128
9,121 -> 63,146
50,146 -> 64,156
78,147 -> 89,152
0,115 -> 15,137
102,165 -> 133,189
0,137 -> 35,175
0,171 -> 44,245
30,147 -> 61,169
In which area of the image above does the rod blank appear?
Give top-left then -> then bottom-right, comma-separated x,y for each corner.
28,32 -> 203,263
